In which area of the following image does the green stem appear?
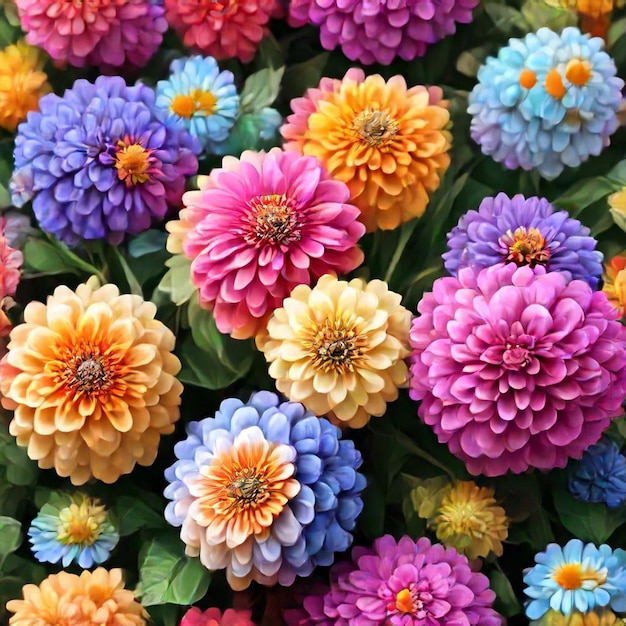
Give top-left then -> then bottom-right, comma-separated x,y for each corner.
48,236 -> 107,283
384,221 -> 419,285
394,434 -> 457,481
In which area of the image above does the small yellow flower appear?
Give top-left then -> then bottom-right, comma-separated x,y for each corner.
427,480 -> 509,559
0,40 -> 51,132
602,252 -> 626,319
530,608 -> 626,626
256,274 -> 411,429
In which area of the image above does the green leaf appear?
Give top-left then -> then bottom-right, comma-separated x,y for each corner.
359,480 -> 386,541
488,569 -> 522,618
147,604 -> 183,626
484,3 -> 528,34
128,230 -> 169,258
2,441 -> 37,487
0,517 -> 22,567
154,255 -> 196,306
23,239 -> 81,276
112,496 -> 167,537
507,509 -> 555,551
239,66 -> 285,115
282,54 -> 330,101
553,486 -> 626,544
456,47 -> 489,78
256,32 -> 284,70
137,533 -> 212,606
106,247 -> 144,296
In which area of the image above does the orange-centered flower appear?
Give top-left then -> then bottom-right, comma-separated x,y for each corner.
170,89 -> 217,118
281,68 -> 451,232
552,562 -> 608,590
501,226 -> 551,267
115,140 -> 155,186
0,277 -> 183,485
602,252 -> 626,319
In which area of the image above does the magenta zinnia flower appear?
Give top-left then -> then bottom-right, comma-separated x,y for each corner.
15,0 -> 167,71
166,148 -> 365,339
288,535 -> 502,626
288,0 -> 480,65
409,264 -> 626,477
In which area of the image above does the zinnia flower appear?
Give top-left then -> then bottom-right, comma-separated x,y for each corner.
163,0 -> 282,63
28,492 -> 119,568
0,218 -> 23,300
281,68 -> 451,232
12,75 -> 199,247
164,391 -> 365,590
524,539 -> 626,619
256,274 -> 412,429
0,277 -> 183,485
288,0 -> 480,65
409,264 -> 626,476
468,27 -> 624,180
6,568 -> 147,626
443,193 -> 603,288
292,535 -> 503,626
568,437 -> 626,508
0,40 -> 50,132
181,607 -> 256,626
15,0 -> 167,71
530,608 -> 626,626
155,55 -> 240,153
427,480 -> 509,559
166,148 -> 365,339
603,253 -> 626,318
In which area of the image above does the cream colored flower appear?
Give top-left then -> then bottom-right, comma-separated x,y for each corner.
256,274 -> 411,428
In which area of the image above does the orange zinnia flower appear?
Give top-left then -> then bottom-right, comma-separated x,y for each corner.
0,277 -> 183,485
281,68 -> 452,232
603,253 -> 626,319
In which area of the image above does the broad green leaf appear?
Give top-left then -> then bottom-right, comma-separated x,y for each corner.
506,509 -> 555,550
23,239 -> 81,276
0,516 -> 22,567
106,247 -> 143,296
2,440 -> 37,486
0,184 -> 10,210
239,66 -> 285,115
147,604 -> 183,626
256,32 -> 284,70
128,230 -> 169,258
456,47 -> 489,78
484,3 -> 529,34
137,533 -> 211,606
282,54 -> 329,101
112,496 -> 167,537
488,570 -> 522,617
154,255 -> 195,306
611,207 -> 626,234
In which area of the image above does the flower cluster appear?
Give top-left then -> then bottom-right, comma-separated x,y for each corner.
469,27 -> 623,179
164,391 -> 366,589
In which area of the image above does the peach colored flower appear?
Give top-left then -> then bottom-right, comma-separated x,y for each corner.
0,277 -> 183,485
256,274 -> 411,429
0,217 -> 23,300
603,253 -> 626,319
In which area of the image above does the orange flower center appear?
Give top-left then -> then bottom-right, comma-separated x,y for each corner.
57,499 -> 107,547
519,69 -> 537,89
170,89 -> 217,118
64,353 -> 113,395
114,141 -> 153,186
545,68 -> 567,100
500,226 -> 551,267
244,193 -> 301,245
396,588 -> 417,614
565,58 -> 593,86
352,107 -> 400,147
552,563 -> 608,590
306,319 -> 366,374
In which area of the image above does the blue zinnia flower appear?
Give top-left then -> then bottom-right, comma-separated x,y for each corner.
164,391 -> 366,589
11,75 -> 200,247
443,193 -> 603,287
569,438 -> 626,508
468,27 -> 623,180
28,492 -> 119,569
155,55 -> 239,153
524,539 -> 626,620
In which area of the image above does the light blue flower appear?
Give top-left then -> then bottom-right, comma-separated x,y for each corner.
468,27 -> 623,180
156,55 -> 239,153
524,539 -> 626,620
28,492 -> 119,569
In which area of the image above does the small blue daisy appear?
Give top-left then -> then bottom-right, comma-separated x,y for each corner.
156,55 -> 239,153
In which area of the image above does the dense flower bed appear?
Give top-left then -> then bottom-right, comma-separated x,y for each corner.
2,1 -> 626,625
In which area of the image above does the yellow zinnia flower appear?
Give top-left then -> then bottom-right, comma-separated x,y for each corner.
0,40 -> 51,132
256,274 -> 411,429
281,68 -> 451,232
602,252 -> 626,319
0,277 -> 183,485
7,568 -> 147,626
428,480 -> 509,559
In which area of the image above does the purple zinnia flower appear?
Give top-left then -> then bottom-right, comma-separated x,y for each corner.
443,193 -> 603,288
287,535 -> 503,626
287,0 -> 480,65
12,76 -> 200,247
409,264 -> 626,477
163,391 -> 365,590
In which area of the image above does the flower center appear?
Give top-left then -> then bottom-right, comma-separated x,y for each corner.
170,89 -> 217,118
352,107 -> 400,147
545,68 -> 567,100
244,193 -> 301,245
565,58 -> 593,87
227,471 -> 266,507
519,68 -> 537,89
114,141 -> 154,186
553,563 -> 608,591
395,588 -> 421,614
500,226 -> 551,267
502,342 -> 532,370
306,320 -> 365,374
57,498 -> 107,547
64,353 -> 112,395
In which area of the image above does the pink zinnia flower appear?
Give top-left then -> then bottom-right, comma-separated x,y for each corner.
164,0 -> 283,63
288,535 -> 502,626
0,217 -> 23,300
288,0 -> 480,65
409,264 -> 626,477
181,607 -> 255,626
15,0 -> 167,71
166,148 -> 365,339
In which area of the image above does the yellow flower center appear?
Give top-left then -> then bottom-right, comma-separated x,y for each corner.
501,226 -> 551,267
64,352 -> 113,395
352,107 -> 400,147
566,58 -> 593,86
305,319 -> 366,374
170,89 -> 217,118
553,563 -> 608,591
395,588 -> 419,614
244,193 -> 301,245
114,141 -> 153,186
57,499 -> 107,547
